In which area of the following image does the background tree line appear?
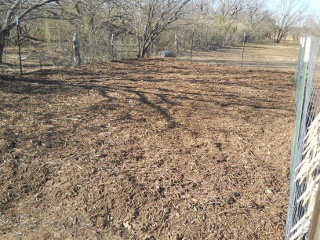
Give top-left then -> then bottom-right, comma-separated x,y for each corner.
0,0 -> 319,65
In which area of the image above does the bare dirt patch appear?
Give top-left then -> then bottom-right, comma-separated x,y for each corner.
0,59 -> 295,239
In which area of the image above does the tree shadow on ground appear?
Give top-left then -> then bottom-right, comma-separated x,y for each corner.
0,60 -> 294,129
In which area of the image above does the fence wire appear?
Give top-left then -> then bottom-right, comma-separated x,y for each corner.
286,35 -> 320,240
1,36 -> 138,75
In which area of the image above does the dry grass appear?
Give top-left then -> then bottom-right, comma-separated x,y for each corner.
179,42 -> 299,70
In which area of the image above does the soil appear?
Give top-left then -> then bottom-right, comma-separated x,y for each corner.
0,58 -> 295,239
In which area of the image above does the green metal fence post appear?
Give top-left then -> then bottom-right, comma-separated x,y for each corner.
290,36 -> 311,190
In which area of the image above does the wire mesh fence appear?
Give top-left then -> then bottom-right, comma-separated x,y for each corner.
1,34 -> 138,74
286,35 -> 320,240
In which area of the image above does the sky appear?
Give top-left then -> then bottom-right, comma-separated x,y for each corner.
271,0 -> 320,10
269,0 -> 320,18
308,0 -> 320,11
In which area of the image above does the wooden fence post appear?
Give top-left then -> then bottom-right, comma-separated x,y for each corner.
241,32 -> 246,67
111,33 -> 115,61
175,32 -> 179,54
16,16 -> 22,75
190,28 -> 195,61
73,33 -> 81,66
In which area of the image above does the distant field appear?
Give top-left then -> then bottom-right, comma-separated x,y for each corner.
178,42 -> 300,70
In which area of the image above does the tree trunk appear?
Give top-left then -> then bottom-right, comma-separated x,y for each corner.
73,33 -> 81,66
275,35 -> 282,43
274,28 -> 283,43
0,43 -> 4,64
141,47 -> 148,58
137,33 -> 142,58
0,30 -> 9,64
137,32 -> 153,58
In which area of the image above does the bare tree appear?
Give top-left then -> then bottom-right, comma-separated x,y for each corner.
0,0 -> 313,67
58,0 -> 130,62
0,0 -> 60,63
246,0 -> 271,28
217,0 -> 249,20
123,0 -> 191,58
272,0 -> 308,43
192,0 -> 213,17
300,15 -> 320,38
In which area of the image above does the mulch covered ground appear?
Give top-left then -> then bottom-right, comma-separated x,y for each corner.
0,59 -> 295,239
